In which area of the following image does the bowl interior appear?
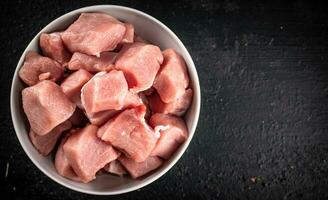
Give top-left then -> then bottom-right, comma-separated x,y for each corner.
10,5 -> 200,195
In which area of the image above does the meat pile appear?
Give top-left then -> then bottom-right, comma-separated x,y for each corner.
19,13 -> 192,183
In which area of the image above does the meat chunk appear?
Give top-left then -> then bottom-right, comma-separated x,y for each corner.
68,52 -> 117,72
103,160 -> 127,176
118,156 -> 162,179
63,124 -> 119,183
39,32 -> 71,65
115,42 -> 163,93
61,13 -> 126,56
81,70 -> 128,113
121,23 -> 134,43
55,133 -> 81,182
97,106 -> 158,162
29,120 -> 72,156
60,69 -> 93,102
134,34 -> 149,43
22,80 -> 76,135
19,51 -> 63,86
153,49 -> 189,103
148,89 -> 193,116
149,113 -> 188,159
86,91 -> 143,126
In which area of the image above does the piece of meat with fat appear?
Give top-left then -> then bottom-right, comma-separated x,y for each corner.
63,124 -> 120,183
153,49 -> 189,103
121,23 -> 134,43
60,69 -> 93,102
97,106 -> 158,162
148,89 -> 193,116
115,42 -> 163,93
149,113 -> 188,159
68,52 -> 117,72
40,32 -> 71,65
19,51 -> 63,86
103,160 -> 127,176
81,70 -> 128,113
29,120 -> 72,156
22,80 -> 76,135
55,133 -> 81,182
118,156 -> 162,179
86,91 -> 143,126
61,13 -> 126,56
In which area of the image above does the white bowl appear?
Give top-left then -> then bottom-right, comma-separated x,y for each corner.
10,5 -> 201,195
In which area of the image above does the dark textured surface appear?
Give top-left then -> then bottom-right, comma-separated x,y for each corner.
1,0 -> 328,199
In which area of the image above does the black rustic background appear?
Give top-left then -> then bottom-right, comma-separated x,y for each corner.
1,0 -> 328,199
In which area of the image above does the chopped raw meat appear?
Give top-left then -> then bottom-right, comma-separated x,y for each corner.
104,160 -> 127,176
121,23 -> 134,43
148,89 -> 193,116
40,32 -> 71,65
61,13 -> 126,56
19,51 -> 63,86
149,113 -> 188,159
97,106 -> 158,162
63,124 -> 119,183
55,133 -> 81,182
115,42 -> 163,93
118,156 -> 162,179
68,52 -> 117,72
22,80 -> 76,135
29,120 -> 72,156
60,69 -> 93,103
81,70 -> 128,113
153,49 -> 189,103
86,91 -> 143,126
68,108 -> 88,127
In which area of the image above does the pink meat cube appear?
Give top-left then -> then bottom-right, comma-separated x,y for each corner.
81,70 -> 128,113
60,69 -> 93,102
86,91 -> 143,126
149,113 -> 188,159
63,124 -> 119,183
148,89 -> 193,116
104,160 -> 127,176
115,42 -> 163,93
97,106 -> 158,162
153,49 -> 189,103
68,52 -> 117,72
55,133 -> 81,182
39,32 -> 71,65
118,156 -> 162,179
68,108 -> 88,127
121,23 -> 134,43
29,120 -> 72,156
22,80 -> 76,135
19,51 -> 63,86
61,13 -> 126,56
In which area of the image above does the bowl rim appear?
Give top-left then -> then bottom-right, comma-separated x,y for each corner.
10,5 -> 201,195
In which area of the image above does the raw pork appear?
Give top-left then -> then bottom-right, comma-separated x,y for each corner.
63,124 -> 119,183
22,80 -> 76,135
115,42 -> 163,93
19,51 -> 63,86
97,106 -> 158,162
68,52 -> 117,72
149,113 -> 188,159
61,13 -> 126,56
40,32 -> 71,65
118,156 -> 162,178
